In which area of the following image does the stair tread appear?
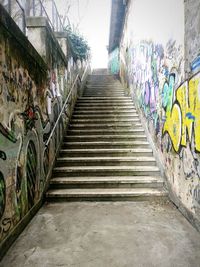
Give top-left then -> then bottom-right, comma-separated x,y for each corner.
65,134 -> 146,138
72,115 -> 139,118
60,148 -> 152,152
63,141 -> 149,145
50,176 -> 163,183
75,104 -> 134,106
76,101 -> 133,103
46,188 -> 167,196
71,119 -> 140,123
67,129 -> 145,133
69,123 -> 142,127
78,97 -> 131,99
54,166 -> 159,171
74,111 -> 137,114
56,156 -> 155,162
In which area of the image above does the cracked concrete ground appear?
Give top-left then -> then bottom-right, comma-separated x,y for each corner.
1,201 -> 200,267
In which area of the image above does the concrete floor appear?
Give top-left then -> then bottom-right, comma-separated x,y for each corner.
1,201 -> 200,267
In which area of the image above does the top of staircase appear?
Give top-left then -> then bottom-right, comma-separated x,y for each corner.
92,69 -> 109,75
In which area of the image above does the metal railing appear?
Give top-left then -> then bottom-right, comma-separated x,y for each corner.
26,0 -> 64,32
1,0 -> 26,33
1,0 -> 64,33
45,63 -> 89,147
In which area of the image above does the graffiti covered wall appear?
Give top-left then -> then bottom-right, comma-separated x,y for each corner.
0,5 -> 87,245
119,0 -> 200,226
108,47 -> 120,74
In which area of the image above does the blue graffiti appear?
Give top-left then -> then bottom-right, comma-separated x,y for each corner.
191,55 -> 200,72
186,112 -> 195,121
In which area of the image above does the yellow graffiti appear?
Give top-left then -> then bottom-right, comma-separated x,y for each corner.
163,103 -> 181,152
163,73 -> 200,152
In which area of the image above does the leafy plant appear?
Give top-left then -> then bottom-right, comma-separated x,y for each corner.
65,25 -> 90,62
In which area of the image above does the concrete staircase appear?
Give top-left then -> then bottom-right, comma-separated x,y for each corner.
46,74 -> 167,201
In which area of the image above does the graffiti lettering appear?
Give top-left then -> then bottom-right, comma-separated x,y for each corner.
0,123 -> 17,143
0,218 -> 12,239
0,151 -> 6,160
162,72 -> 200,153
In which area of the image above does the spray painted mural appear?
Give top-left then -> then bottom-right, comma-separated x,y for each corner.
0,7 -> 86,245
119,37 -> 200,220
108,47 -> 120,75
162,72 -> 200,154
126,40 -> 183,134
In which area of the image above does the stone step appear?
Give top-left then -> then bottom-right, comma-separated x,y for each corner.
46,188 -> 167,201
84,89 -> 124,91
73,110 -> 138,115
64,135 -> 147,142
53,165 -> 160,177
85,87 -> 123,90
78,97 -> 132,100
82,94 -> 126,97
69,123 -> 142,129
67,129 -> 145,135
82,95 -> 127,98
49,176 -> 163,189
84,91 -> 125,94
59,148 -> 153,157
76,102 -> 135,109
75,102 -> 133,106
83,93 -> 126,95
74,106 -> 136,111
70,118 -> 140,124
56,156 -> 156,166
84,92 -> 124,94
62,141 -> 150,149
83,93 -> 125,95
83,92 -> 125,94
83,89 -> 124,91
76,102 -> 134,106
72,114 -> 139,119
76,102 -> 133,105
85,87 -> 124,90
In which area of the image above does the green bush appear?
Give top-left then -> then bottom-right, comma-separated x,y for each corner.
65,25 -> 90,62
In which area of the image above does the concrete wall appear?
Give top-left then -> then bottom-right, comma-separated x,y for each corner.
118,0 -> 200,229
185,0 -> 200,74
0,5 -> 88,251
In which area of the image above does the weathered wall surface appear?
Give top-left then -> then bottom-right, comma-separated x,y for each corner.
108,47 -> 120,74
119,0 -> 200,228
0,5 -> 87,247
185,0 -> 200,74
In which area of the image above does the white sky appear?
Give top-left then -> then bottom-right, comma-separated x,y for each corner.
56,0 -> 112,69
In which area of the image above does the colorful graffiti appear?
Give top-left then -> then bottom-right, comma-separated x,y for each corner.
126,40 -> 183,133
191,55 -> 200,73
117,0 -> 200,227
0,6 -> 88,245
120,35 -> 200,214
108,47 -> 120,75
162,72 -> 200,153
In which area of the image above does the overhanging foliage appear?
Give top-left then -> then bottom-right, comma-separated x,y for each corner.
65,26 -> 90,62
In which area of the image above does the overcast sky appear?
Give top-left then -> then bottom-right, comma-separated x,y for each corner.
56,0 -> 111,69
